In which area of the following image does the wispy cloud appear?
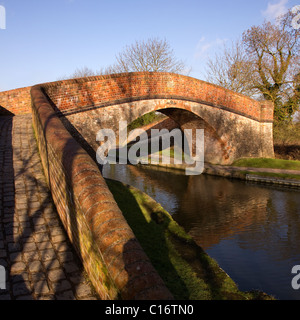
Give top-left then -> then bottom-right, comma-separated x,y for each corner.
194,37 -> 228,60
262,0 -> 289,21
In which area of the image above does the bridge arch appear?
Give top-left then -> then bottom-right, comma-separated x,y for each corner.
38,72 -> 274,165
122,102 -> 228,165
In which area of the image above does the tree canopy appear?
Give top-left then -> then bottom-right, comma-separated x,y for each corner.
206,10 -> 300,123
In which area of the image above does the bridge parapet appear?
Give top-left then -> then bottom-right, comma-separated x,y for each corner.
0,86 -> 31,115
0,73 -> 274,124
30,83 -> 173,300
41,72 -> 273,123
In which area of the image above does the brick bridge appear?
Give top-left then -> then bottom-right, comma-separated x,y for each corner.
0,72 -> 274,300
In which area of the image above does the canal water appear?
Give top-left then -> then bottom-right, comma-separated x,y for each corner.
103,163 -> 300,300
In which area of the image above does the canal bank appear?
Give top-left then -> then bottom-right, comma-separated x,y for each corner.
139,162 -> 300,189
105,177 -> 275,300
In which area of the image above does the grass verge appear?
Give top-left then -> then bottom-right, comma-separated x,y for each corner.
105,178 -> 274,300
231,158 -> 300,171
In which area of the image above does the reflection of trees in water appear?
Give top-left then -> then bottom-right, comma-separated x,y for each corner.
237,192 -> 300,261
105,163 -> 300,261
178,175 -> 270,250
180,176 -> 300,260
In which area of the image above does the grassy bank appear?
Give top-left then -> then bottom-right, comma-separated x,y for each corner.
105,178 -> 274,300
231,157 -> 300,171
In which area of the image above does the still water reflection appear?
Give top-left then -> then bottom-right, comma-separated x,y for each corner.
103,163 -> 300,300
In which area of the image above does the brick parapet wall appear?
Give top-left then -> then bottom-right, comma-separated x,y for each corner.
0,73 -> 274,123
30,84 -> 173,300
0,86 -> 32,115
41,72 -> 273,123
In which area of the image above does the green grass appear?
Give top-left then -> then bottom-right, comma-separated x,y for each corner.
128,111 -> 166,131
105,178 -> 274,300
158,146 -> 186,160
232,157 -> 300,171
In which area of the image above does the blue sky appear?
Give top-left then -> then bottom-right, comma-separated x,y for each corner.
0,0 -> 299,91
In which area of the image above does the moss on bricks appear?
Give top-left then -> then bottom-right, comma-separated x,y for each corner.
105,178 -> 275,300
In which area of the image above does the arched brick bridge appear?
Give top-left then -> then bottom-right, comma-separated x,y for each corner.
43,72 -> 274,164
0,72 -> 274,300
0,72 -> 275,164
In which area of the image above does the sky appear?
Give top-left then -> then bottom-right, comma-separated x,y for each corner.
0,0 -> 299,92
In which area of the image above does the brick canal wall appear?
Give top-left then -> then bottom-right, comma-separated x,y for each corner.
30,84 -> 173,300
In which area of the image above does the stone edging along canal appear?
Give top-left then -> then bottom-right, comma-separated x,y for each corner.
138,162 -> 300,189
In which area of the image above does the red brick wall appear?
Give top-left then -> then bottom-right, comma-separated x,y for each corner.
0,86 -> 32,115
42,72 -> 273,122
30,84 -> 173,300
0,73 -> 274,122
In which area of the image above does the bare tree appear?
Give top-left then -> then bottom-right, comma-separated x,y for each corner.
109,37 -> 187,74
57,66 -> 96,80
206,9 -> 300,122
206,40 -> 255,96
59,38 -> 188,81
242,11 -> 299,121
59,66 -> 115,80
71,66 -> 97,78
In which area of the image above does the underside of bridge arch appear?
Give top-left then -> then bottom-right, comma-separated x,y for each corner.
59,98 -> 273,166
158,108 -> 228,165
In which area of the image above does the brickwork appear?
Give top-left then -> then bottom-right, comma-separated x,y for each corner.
0,87 -> 32,115
0,73 -> 274,122
0,73 -> 274,164
63,98 -> 274,165
38,72 -> 274,164
42,72 -> 273,123
30,85 -> 173,300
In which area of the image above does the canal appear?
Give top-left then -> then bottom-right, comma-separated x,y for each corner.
103,163 -> 300,300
